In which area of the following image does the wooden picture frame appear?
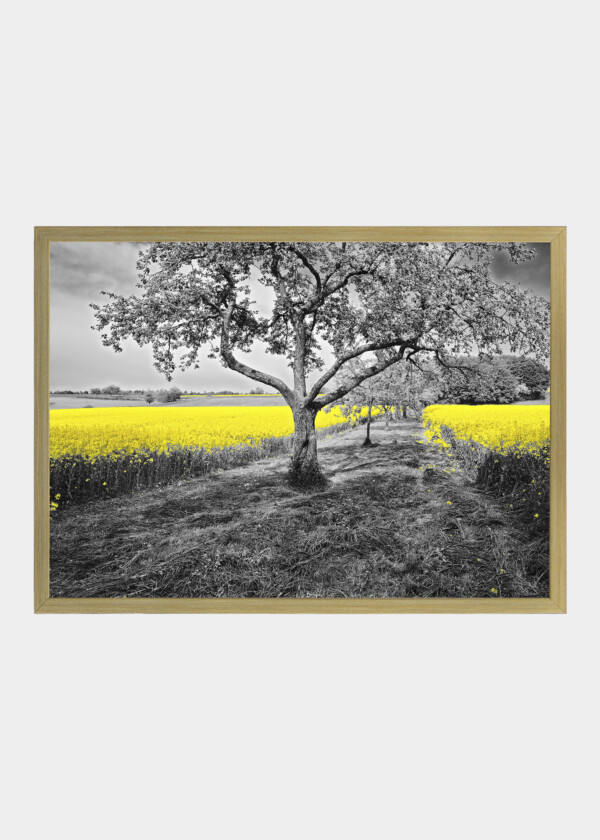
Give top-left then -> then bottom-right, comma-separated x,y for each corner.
34,226 -> 566,613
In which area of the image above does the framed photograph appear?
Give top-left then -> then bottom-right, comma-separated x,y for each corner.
34,227 -> 566,613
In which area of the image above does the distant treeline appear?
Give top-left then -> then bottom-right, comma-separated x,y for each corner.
51,384 -> 185,405
51,385 -> 183,395
439,355 -> 549,405
51,385 -> 276,398
51,358 -> 548,407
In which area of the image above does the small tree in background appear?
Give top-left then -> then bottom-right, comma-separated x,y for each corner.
155,386 -> 182,404
101,384 -> 121,395
144,392 -> 155,404
373,358 -> 440,420
326,359 -> 401,445
329,357 -> 443,446
327,362 -> 383,446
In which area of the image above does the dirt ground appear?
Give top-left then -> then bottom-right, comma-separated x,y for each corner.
50,419 -> 549,599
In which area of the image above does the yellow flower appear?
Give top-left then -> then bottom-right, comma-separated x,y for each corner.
447,501 -> 452,505
50,404 -> 358,459
500,569 -> 505,573
422,405 -> 549,454
490,588 -> 499,594
534,513 -> 539,518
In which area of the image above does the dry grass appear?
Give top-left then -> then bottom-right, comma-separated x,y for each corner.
50,421 -> 549,599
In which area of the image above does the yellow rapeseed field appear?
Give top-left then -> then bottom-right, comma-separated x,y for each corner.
50,405 -> 351,459
422,405 -> 549,452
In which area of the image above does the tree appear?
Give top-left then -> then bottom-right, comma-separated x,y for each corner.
326,359 -> 384,446
497,355 -> 549,399
371,358 -> 441,420
92,242 -> 549,485
144,391 -> 154,404
328,357 -> 442,445
155,386 -> 182,404
249,386 -> 265,394
101,384 -> 121,395
439,356 -> 519,404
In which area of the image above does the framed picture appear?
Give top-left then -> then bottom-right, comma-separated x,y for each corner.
34,227 -> 566,613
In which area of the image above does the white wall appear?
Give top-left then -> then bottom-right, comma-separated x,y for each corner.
2,2 -> 596,838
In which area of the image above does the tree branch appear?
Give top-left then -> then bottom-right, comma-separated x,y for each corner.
305,338 -> 411,406
300,269 -> 371,315
312,347 -> 409,410
219,302 -> 294,402
288,246 -> 322,293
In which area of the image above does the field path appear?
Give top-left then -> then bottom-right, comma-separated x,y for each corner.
50,420 -> 548,598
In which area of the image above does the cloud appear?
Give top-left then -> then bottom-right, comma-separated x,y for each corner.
50,242 -> 143,299
490,243 -> 550,300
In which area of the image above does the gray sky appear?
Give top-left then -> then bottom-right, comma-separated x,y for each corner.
50,242 -> 550,391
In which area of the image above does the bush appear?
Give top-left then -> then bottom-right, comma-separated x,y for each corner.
101,384 -> 121,395
155,387 -> 182,404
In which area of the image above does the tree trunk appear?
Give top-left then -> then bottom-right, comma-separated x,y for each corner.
362,399 -> 373,446
289,405 -> 325,487
402,405 -> 408,419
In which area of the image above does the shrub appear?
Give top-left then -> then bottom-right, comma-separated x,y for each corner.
155,387 -> 182,403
